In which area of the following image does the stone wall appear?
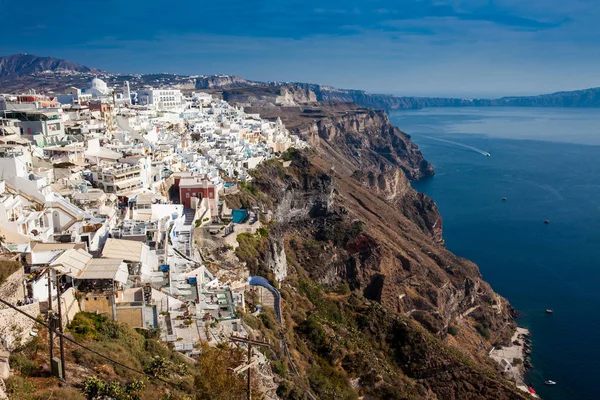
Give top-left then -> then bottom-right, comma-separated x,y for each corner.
0,302 -> 40,350
0,268 -> 24,308
60,287 -> 81,327
81,293 -> 114,319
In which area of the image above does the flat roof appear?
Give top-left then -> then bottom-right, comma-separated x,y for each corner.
50,248 -> 92,277
79,258 -> 128,283
101,238 -> 144,262
31,242 -> 86,252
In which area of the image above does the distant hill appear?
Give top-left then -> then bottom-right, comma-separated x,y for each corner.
482,87 -> 600,108
292,83 -> 600,110
0,53 -> 101,78
1,53 -> 600,109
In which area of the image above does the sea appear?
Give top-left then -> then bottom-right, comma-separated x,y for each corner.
390,107 -> 600,400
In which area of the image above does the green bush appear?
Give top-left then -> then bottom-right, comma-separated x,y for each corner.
239,181 -> 258,195
68,312 -> 108,340
281,147 -> 300,161
475,323 -> 491,340
448,326 -> 459,336
9,353 -> 37,376
336,283 -> 351,295
271,360 -> 288,377
5,375 -> 35,397
257,227 -> 269,238
276,380 -> 305,399
82,375 -> 145,400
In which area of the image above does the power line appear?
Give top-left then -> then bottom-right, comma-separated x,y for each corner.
0,297 -> 227,398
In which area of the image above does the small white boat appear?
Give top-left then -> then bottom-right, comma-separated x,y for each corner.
545,380 -> 557,386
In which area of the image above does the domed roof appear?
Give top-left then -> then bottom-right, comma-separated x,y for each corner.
91,77 -> 107,89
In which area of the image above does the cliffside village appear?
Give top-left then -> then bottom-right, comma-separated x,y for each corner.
0,78 -> 305,375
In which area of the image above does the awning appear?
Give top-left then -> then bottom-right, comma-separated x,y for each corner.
78,258 -> 128,283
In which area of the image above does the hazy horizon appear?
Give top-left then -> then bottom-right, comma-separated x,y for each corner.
2,1 -> 600,96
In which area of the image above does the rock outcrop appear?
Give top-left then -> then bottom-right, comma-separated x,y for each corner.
237,147 -> 521,399
222,85 -> 317,107
194,75 -> 262,90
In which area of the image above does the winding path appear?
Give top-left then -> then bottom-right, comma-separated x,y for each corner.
249,276 -> 317,400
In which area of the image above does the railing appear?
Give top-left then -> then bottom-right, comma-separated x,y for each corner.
94,165 -> 141,176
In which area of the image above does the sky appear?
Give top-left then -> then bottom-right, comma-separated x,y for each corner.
1,0 -> 599,97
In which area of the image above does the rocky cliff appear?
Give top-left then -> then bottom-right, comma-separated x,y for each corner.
222,101 -> 523,398
290,82 -> 600,110
231,149 -> 521,399
222,85 -> 317,107
194,75 -> 262,90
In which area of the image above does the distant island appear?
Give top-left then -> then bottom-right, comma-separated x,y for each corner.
2,53 -> 600,111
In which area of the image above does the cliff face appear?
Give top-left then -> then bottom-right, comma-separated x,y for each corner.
222,85 -> 317,107
221,98 -> 523,397
239,148 -> 521,399
293,82 -> 600,110
194,75 -> 262,90
289,107 -> 434,180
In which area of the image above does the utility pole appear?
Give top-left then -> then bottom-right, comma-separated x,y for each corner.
55,273 -> 66,381
47,269 -> 53,372
229,335 -> 270,400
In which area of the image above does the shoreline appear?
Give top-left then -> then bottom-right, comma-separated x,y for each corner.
489,327 -> 538,397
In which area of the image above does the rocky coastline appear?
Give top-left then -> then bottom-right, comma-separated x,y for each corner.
490,327 -> 537,397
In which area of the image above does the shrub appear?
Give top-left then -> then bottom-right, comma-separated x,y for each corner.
257,227 -> 269,238
9,353 -> 37,376
68,312 -> 108,340
239,181 -> 258,195
5,375 -> 35,397
82,375 -> 145,400
276,380 -> 305,399
336,283 -> 351,295
448,326 -> 459,336
281,147 -> 300,161
475,323 -> 491,340
512,358 -> 523,366
271,360 -> 288,377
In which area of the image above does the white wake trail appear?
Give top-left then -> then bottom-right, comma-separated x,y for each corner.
420,135 -> 491,156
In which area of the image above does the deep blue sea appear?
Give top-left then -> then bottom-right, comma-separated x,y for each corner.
390,108 -> 600,400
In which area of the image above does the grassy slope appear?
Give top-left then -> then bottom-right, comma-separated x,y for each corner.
6,312 -> 262,400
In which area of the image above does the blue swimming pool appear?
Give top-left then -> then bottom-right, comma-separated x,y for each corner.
232,209 -> 248,224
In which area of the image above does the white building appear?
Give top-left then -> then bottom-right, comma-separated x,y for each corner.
83,78 -> 112,98
137,89 -> 183,110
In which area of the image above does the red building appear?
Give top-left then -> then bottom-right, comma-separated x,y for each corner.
179,177 -> 217,209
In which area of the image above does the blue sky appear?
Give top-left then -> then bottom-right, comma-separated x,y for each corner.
1,0 -> 599,97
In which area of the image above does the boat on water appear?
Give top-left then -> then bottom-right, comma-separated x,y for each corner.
546,309 -> 554,314
544,220 -> 550,224
545,380 -> 557,386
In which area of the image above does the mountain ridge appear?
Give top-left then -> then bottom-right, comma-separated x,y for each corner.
0,53 -> 101,78
2,53 -> 600,109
